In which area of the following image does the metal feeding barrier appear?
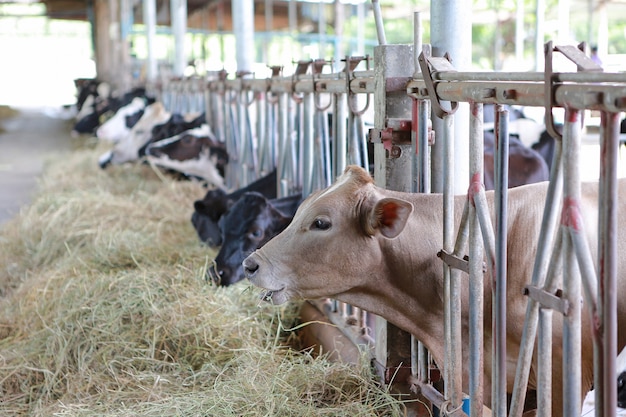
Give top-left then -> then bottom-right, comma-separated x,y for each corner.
157,17 -> 624,416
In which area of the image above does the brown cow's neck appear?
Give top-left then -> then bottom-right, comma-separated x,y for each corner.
337,191 -> 469,369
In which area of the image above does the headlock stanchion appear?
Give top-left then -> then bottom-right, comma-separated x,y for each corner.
157,27 -> 626,415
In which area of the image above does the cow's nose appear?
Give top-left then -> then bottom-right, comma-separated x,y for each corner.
217,265 -> 233,285
98,151 -> 112,169
146,145 -> 161,157
243,256 -> 259,278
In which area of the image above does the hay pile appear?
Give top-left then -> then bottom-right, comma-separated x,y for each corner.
0,144 -> 406,416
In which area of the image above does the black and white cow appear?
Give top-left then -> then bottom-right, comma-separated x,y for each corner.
191,169 -> 278,247
98,101 -> 204,168
95,96 -> 153,143
208,191 -> 302,286
73,81 -> 112,135
73,84 -> 150,136
618,346 -> 626,409
138,112 -> 206,157
145,124 -> 228,188
98,101 -> 172,167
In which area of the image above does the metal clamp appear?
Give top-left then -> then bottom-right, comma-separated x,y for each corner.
313,59 -> 333,111
291,60 -> 312,104
418,50 -> 458,119
265,65 -> 283,104
544,41 -> 603,142
524,285 -> 570,316
344,55 -> 371,116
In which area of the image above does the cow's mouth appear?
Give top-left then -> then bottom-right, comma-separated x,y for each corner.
258,287 -> 284,303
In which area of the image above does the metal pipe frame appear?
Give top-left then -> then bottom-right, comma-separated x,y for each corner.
158,41 -> 625,416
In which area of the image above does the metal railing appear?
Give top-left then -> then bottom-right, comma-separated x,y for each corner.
155,25 -> 625,417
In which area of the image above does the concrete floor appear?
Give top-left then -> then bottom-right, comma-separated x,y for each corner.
0,106 -> 76,225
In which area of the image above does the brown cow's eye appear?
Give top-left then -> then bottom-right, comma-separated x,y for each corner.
311,218 -> 331,230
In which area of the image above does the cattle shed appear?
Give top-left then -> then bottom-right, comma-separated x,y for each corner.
2,1 -> 626,417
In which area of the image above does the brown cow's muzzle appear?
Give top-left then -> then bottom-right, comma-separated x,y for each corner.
242,255 -> 259,280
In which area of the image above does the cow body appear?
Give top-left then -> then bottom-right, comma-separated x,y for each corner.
209,191 -> 302,286
73,84 -> 149,136
96,97 -> 150,143
191,169 -> 278,246
484,131 -> 549,190
145,124 -> 228,188
243,165 -> 626,415
98,101 -> 172,167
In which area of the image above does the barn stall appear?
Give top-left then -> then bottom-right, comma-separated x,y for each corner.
2,1 -> 626,417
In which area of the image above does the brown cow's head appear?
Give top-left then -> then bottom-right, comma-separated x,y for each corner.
243,165 -> 413,304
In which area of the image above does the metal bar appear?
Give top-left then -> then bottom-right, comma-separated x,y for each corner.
411,14 -> 432,392
210,71 -> 626,114
371,0 -> 386,45
468,101 -> 484,417
534,226 -> 566,417
537,306 -> 553,417
561,108 -> 583,417
276,92 -> 289,197
524,285 -> 569,315
442,112 -> 463,412
333,93 -> 347,178
596,111 -> 620,417
406,79 -> 626,111
509,137 -> 563,417
492,106 -> 509,416
302,92 -> 315,198
409,376 -> 468,417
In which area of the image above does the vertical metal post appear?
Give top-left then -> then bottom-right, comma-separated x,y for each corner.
561,108 -> 582,417
170,0 -> 187,77
596,111 -> 619,417
442,112 -> 463,411
333,93 -> 347,177
232,0 -> 254,73
255,94 -> 267,174
143,0 -> 157,85
411,12 -> 431,392
302,92 -> 315,197
373,42 -> 421,416
277,92 -> 289,197
371,0 -> 387,45
430,0 -> 471,194
468,101 -> 484,417
493,106 -> 509,416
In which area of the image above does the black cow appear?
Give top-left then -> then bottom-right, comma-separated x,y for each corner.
617,371 -> 626,408
208,191 -> 302,286
191,169 -> 278,247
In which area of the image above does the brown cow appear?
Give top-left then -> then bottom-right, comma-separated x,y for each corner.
243,164 -> 626,416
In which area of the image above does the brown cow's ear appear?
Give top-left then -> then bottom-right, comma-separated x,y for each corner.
362,197 -> 413,238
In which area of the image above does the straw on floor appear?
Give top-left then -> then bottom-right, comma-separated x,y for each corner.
0,143 -> 408,416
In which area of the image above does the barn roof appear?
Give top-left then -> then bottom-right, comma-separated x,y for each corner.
8,0 -> 358,32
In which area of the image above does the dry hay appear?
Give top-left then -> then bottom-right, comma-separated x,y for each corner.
0,143 -> 408,416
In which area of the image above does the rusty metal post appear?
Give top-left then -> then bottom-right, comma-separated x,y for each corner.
595,111 -> 620,417
492,106 -> 509,416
